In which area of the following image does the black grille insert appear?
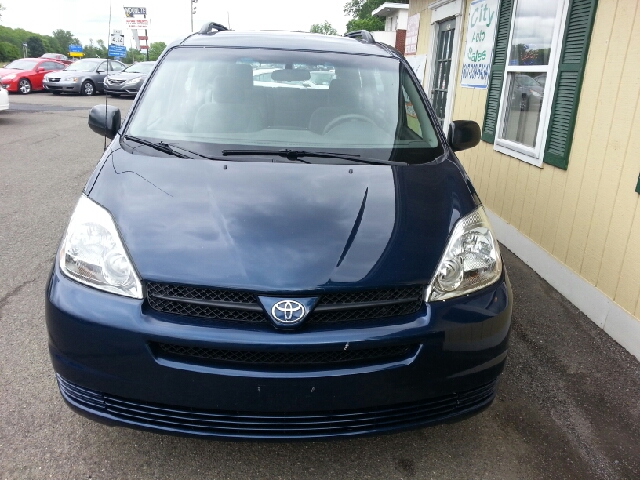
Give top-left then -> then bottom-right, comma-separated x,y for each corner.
154,342 -> 416,365
146,282 -> 424,325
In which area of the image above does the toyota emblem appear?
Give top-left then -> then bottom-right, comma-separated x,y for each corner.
271,300 -> 306,324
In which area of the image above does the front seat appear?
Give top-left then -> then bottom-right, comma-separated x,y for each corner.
193,75 -> 265,134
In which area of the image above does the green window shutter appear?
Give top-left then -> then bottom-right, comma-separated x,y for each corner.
543,0 -> 598,169
635,174 -> 640,194
481,0 -> 514,144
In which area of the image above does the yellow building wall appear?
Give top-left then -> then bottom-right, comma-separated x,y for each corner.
414,0 -> 640,320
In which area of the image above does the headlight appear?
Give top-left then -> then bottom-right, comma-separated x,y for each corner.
63,77 -> 79,82
124,77 -> 142,85
59,195 -> 142,299
3,74 -> 16,80
426,207 -> 502,302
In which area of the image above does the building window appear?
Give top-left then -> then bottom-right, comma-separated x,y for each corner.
493,0 -> 567,165
481,0 -> 598,169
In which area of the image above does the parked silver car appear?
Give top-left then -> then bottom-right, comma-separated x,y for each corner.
104,61 -> 156,97
43,59 -> 125,96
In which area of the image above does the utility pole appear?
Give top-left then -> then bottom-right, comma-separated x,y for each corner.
191,0 -> 198,32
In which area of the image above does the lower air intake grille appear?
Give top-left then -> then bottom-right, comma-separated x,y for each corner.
154,342 -> 415,365
57,374 -> 498,440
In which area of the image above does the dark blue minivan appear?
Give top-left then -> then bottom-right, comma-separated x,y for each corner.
45,25 -> 512,440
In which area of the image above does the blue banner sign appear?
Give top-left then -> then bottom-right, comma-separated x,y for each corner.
69,44 -> 83,53
108,44 -> 127,58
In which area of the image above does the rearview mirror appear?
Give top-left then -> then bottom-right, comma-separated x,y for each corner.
271,69 -> 311,82
447,120 -> 481,152
88,105 -> 121,139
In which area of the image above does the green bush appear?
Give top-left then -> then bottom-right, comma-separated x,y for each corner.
0,40 -> 20,61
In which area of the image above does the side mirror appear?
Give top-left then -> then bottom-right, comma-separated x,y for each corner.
37,67 -> 45,72
88,105 -> 121,139
447,120 -> 481,152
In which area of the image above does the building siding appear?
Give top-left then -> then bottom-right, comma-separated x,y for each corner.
412,0 -> 640,320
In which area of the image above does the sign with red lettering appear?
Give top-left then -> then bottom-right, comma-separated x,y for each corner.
124,6 -> 149,29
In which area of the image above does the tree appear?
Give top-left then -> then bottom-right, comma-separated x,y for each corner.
346,17 -> 384,33
148,42 -> 166,61
0,4 -> 5,23
123,48 -> 145,64
310,21 -> 337,36
26,36 -> 45,57
52,29 -> 80,54
0,40 -> 20,61
344,0 -> 408,32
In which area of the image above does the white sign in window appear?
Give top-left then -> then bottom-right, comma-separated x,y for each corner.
405,13 -> 421,56
460,0 -> 500,89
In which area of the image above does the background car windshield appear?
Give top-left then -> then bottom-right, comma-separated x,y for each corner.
124,63 -> 154,74
65,60 -> 100,72
5,59 -> 38,70
126,48 -> 442,163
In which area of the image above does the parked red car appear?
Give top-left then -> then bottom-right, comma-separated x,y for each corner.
41,53 -> 73,65
0,58 -> 66,94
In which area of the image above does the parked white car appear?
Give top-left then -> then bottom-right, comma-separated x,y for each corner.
0,85 -> 9,112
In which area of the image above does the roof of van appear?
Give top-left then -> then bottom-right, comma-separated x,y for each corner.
180,30 -> 396,57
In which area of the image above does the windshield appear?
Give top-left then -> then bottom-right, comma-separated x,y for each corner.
5,59 -> 39,70
124,62 -> 154,74
126,47 -> 442,164
65,60 -> 101,72
42,53 -> 66,60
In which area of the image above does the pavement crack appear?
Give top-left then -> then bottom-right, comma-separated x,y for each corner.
0,277 -> 39,319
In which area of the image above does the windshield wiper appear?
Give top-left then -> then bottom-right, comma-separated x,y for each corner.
124,135 -> 229,161
123,135 -> 191,158
222,149 -> 405,165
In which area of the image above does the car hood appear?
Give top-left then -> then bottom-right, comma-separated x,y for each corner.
87,147 -> 478,292
106,72 -> 145,81
0,68 -> 22,78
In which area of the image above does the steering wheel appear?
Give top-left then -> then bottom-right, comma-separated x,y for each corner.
322,114 -> 378,135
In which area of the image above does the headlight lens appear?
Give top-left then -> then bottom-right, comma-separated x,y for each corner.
59,195 -> 142,299
124,77 -> 142,85
426,207 -> 502,302
3,74 -> 16,80
63,77 -> 79,82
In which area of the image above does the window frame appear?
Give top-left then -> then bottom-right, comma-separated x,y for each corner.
493,0 -> 570,167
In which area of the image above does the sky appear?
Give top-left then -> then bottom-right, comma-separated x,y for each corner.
1,0 -> 352,48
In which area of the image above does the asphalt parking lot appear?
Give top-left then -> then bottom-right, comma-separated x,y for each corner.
1,92 -> 639,480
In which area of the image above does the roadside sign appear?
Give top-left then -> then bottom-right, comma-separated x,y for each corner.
110,31 -> 125,47
108,45 -> 127,57
124,6 -> 149,29
69,44 -> 83,53
69,52 -> 84,57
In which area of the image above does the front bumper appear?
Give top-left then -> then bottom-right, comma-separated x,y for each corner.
1,80 -> 17,92
43,80 -> 82,93
46,266 -> 512,440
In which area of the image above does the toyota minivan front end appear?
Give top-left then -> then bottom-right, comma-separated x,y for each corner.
46,27 -> 512,440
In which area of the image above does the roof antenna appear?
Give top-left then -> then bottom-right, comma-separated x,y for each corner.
104,0 -> 112,151
227,11 -> 231,30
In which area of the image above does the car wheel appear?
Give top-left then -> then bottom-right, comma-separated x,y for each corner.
18,79 -> 32,94
81,80 -> 95,96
